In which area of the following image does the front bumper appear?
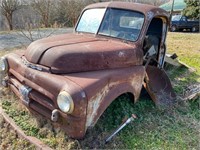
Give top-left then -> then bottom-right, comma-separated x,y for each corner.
3,53 -> 87,139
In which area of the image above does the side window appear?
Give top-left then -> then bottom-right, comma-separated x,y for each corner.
181,17 -> 186,21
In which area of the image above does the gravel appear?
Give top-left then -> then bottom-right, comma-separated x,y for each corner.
0,28 -> 73,51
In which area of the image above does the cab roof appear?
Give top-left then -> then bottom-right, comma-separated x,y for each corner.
84,1 -> 168,17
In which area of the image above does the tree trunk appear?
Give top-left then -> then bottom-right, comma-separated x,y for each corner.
45,15 -> 49,28
5,13 -> 13,30
42,14 -> 49,28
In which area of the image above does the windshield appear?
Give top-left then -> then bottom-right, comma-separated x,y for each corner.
99,8 -> 144,41
76,8 -> 106,33
76,8 -> 144,42
172,15 -> 182,21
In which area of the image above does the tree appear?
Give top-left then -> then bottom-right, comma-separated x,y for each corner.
183,0 -> 200,19
0,0 -> 22,30
54,0 -> 90,27
64,0 -> 89,27
31,0 -> 54,28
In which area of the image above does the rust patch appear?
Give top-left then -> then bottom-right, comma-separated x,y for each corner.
144,66 -> 176,106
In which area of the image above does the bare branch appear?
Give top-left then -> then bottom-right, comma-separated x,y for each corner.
0,0 -> 22,30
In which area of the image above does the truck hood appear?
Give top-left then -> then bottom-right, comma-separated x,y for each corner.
25,33 -> 143,74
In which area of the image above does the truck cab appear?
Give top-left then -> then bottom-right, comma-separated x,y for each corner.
171,15 -> 199,32
0,2 -> 176,139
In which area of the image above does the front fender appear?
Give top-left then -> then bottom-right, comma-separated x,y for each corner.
66,66 -> 145,128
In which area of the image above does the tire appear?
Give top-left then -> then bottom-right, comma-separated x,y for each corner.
171,25 -> 177,32
191,26 -> 198,32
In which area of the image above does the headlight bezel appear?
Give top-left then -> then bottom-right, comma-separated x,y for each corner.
57,91 -> 74,114
0,57 -> 8,73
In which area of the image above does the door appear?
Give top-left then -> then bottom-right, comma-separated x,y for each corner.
144,66 -> 176,106
143,17 -> 176,106
180,16 -> 187,29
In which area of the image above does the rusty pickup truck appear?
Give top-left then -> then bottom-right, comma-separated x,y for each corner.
0,2 -> 176,139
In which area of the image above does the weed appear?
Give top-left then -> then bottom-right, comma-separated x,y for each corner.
0,115 -> 35,149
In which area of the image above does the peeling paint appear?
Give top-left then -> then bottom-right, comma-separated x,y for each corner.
86,84 -> 110,127
81,91 -> 86,99
118,51 -> 126,58
147,11 -> 154,20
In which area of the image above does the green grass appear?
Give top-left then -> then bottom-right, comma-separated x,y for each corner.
80,95 -> 199,149
167,32 -> 200,75
166,32 -> 200,95
0,32 -> 200,149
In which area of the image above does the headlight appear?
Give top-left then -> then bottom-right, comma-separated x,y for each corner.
0,57 -> 8,72
57,91 -> 74,114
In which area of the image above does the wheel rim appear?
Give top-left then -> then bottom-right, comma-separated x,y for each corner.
171,26 -> 176,32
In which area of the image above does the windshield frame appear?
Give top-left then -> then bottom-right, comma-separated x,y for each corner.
75,7 -> 145,42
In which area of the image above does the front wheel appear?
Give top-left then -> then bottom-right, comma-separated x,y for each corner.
171,25 -> 177,32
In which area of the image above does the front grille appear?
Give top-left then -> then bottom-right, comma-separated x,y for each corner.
29,90 -> 54,110
8,74 -> 55,119
29,101 -> 52,119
